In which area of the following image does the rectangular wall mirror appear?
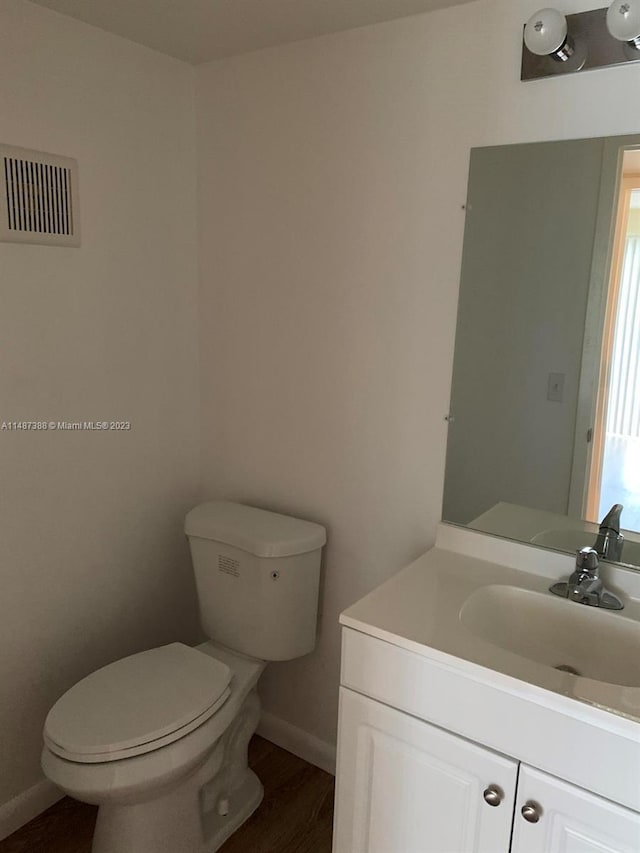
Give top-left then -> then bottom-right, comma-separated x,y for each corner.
443,132 -> 640,570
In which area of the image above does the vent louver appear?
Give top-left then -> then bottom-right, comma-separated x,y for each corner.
1,145 -> 80,247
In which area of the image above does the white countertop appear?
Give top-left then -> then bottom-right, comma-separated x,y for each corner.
340,523 -> 640,729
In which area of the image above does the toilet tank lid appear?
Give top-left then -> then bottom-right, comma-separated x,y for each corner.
185,501 -> 326,557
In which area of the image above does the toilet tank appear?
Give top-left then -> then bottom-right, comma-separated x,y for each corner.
185,501 -> 326,661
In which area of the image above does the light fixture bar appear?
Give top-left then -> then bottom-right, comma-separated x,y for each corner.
522,6 -> 640,81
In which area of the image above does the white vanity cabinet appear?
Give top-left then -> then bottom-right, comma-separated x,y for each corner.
513,766 -> 640,853
334,686 -> 640,853
332,529 -> 640,852
333,687 -> 518,853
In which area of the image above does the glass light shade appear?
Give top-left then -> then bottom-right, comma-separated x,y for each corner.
607,1 -> 640,43
524,8 -> 568,55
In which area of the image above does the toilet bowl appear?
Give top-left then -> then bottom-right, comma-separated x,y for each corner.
41,501 -> 326,853
42,642 -> 265,853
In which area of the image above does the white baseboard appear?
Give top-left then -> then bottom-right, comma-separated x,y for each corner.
257,711 -> 336,776
0,778 -> 62,841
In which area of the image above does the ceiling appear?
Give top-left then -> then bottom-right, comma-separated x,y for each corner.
30,0 -> 476,64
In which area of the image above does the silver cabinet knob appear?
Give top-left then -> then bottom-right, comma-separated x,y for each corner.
483,785 -> 504,806
521,801 -> 542,823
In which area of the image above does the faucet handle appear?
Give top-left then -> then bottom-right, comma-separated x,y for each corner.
599,503 -> 623,534
550,547 -> 623,609
575,546 -> 599,572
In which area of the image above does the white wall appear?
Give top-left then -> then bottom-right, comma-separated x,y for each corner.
0,0 -> 200,824
196,0 -> 640,751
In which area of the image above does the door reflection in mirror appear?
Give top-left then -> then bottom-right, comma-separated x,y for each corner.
589,172 -> 640,531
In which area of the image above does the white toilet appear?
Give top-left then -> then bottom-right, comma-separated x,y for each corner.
41,501 -> 326,853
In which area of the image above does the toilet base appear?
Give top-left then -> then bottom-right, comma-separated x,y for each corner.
202,769 -> 263,851
91,767 -> 263,853
92,769 -> 207,853
86,689 -> 263,853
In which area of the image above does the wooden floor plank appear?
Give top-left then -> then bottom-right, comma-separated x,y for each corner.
0,737 -> 334,853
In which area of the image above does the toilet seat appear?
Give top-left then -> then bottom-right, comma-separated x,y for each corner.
44,643 -> 231,763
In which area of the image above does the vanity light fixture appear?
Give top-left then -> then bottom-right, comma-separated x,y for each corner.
607,1 -> 640,48
524,8 -> 575,60
522,5 -> 640,80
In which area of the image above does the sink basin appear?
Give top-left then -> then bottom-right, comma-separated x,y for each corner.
460,584 -> 640,688
531,527 -> 640,565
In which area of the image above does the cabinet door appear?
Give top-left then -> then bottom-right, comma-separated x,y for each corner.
333,687 -> 518,853
512,765 -> 640,853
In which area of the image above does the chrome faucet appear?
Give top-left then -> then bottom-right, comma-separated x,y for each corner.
593,503 -> 624,562
549,547 -> 623,610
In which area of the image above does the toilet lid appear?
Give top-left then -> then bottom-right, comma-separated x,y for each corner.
44,643 -> 231,762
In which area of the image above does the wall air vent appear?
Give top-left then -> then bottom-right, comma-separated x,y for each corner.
1,144 -> 80,247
